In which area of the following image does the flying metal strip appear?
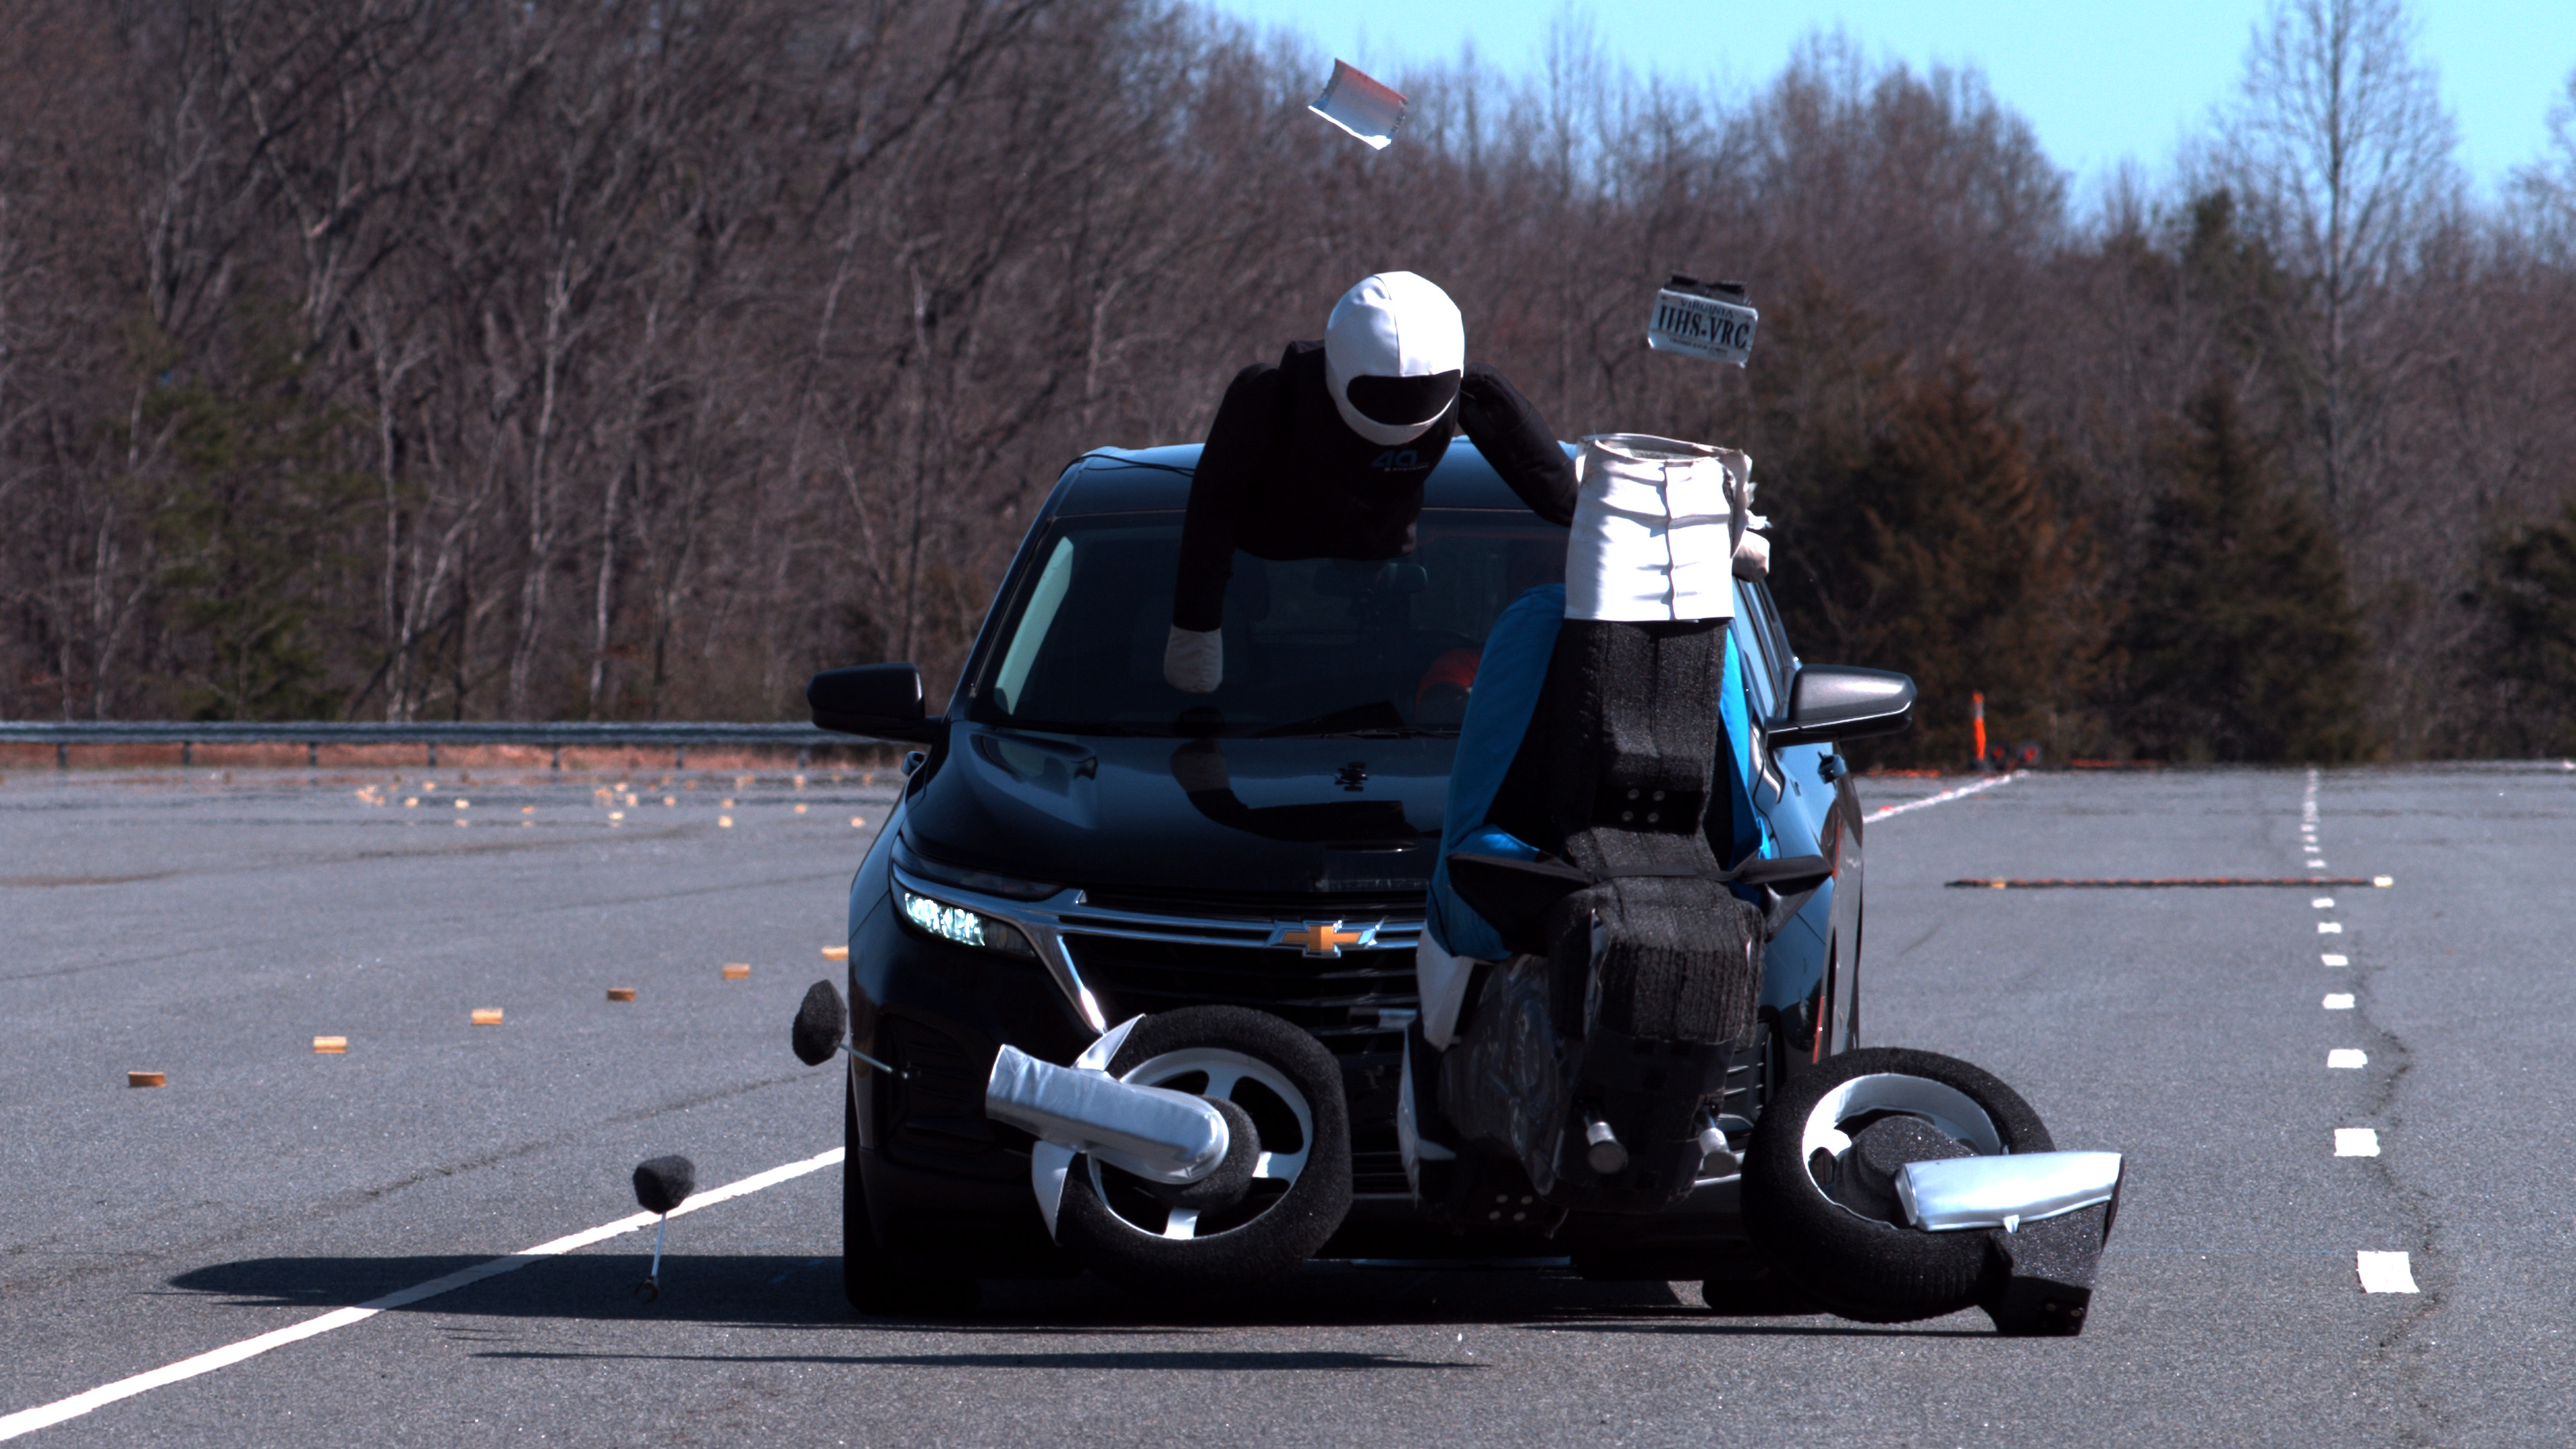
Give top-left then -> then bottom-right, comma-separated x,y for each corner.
1945,876 -> 2393,890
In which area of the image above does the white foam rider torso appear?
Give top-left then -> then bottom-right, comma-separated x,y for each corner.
1564,433 -> 1750,623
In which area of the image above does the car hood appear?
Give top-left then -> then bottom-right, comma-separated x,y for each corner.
900,724 -> 1450,898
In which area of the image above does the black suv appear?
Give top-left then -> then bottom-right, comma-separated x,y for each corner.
813,442 -> 1868,1305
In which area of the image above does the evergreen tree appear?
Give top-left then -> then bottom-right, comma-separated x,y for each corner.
2112,379 -> 2368,761
2466,500 -> 2576,755
1769,364 -> 2096,766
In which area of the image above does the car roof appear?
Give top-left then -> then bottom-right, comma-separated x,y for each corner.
1047,440 -> 1550,517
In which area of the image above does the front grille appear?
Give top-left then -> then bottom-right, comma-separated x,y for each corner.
1063,936 -> 1417,1035
1066,934 -> 1419,1196
880,1016 -> 1000,1165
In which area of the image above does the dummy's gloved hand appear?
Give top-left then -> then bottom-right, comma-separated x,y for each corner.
1164,625 -> 1222,694
1169,739 -> 1231,794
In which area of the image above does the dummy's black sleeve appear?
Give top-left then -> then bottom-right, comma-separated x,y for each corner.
1457,363 -> 1577,527
1173,362 -> 1280,633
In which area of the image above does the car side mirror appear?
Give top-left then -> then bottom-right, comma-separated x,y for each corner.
808,664 -> 940,743
1768,664 -> 1915,748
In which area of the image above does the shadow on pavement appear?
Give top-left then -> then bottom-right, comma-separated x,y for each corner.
168,1252 -> 1974,1340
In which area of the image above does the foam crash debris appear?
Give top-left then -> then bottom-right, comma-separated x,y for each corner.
313,1036 -> 347,1054
471,1008 -> 504,1026
822,946 -> 850,961
722,963 -> 751,980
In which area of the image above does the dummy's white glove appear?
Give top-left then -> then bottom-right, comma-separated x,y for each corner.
1164,625 -> 1222,694
1733,529 -> 1772,577
1169,739 -> 1231,794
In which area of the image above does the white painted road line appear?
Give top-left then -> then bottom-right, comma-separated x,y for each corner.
2328,1049 -> 2368,1069
2322,953 -> 2349,966
0,1146 -> 846,1442
2324,993 -> 2355,1010
2335,1128 -> 2381,1157
2318,922 -> 2344,933
1864,771 -> 2020,822
2357,1252 -> 2420,1293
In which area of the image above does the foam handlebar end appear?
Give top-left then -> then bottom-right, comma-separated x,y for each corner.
633,1155 -> 697,1215
791,979 -> 851,1066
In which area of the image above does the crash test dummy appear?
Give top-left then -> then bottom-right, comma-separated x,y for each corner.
1164,271 -> 1578,692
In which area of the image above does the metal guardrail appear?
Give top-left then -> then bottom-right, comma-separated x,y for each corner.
0,720 -> 875,768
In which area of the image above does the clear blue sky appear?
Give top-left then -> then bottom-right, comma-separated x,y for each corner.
1200,0 -> 2574,193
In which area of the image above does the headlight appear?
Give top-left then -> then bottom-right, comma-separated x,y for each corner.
896,883 -> 1037,959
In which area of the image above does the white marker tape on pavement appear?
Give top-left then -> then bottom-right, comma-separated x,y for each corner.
0,1146 -> 845,1442
2356,1251 -> 2418,1293
1865,771 -> 2020,822
2328,1049 -> 2368,1069
2311,897 -> 2334,908
2323,994 -> 2355,1010
2318,922 -> 2344,934
2334,1128 -> 2380,1157
2322,954 -> 2349,966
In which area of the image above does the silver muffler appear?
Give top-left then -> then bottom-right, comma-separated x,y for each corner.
985,1020 -> 1232,1238
985,1044 -> 1231,1183
1894,1150 -> 2123,1232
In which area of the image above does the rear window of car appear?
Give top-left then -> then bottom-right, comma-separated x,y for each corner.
971,508 -> 1566,737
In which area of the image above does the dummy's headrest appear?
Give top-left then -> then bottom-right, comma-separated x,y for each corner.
1325,272 -> 1464,446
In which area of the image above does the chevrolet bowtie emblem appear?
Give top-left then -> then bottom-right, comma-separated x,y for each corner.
1272,920 -> 1379,957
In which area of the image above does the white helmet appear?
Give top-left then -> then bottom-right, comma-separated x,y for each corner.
1324,272 -> 1465,446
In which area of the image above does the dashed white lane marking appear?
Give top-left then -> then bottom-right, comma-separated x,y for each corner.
2328,1049 -> 2369,1069
2336,1128 -> 2381,1157
1864,771 -> 2021,822
2324,993 -> 2355,1010
2318,922 -> 2344,933
2312,897 -> 2336,908
0,1146 -> 846,1442
2357,1252 -> 2419,1293
2322,953 -> 2349,966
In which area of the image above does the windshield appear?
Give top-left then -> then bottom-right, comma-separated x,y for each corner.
973,508 -> 1566,737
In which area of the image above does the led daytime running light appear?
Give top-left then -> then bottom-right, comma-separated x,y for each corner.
897,884 -> 1035,959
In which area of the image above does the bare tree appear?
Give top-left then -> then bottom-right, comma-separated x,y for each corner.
2215,0 -> 2459,521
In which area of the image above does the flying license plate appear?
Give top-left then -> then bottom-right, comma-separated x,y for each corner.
1646,287 -> 1759,366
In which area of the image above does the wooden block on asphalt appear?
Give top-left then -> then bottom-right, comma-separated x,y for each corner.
722,963 -> 751,980
127,1071 -> 166,1088
471,1008 -> 504,1026
822,946 -> 849,961
313,1036 -> 347,1054
606,987 -> 637,1002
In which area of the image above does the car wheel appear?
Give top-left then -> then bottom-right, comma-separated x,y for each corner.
1055,1006 -> 1351,1293
1739,1046 -> 2051,1324
843,1067 -> 982,1316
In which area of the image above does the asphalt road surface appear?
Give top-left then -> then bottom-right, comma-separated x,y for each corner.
3,759 -> 2572,1446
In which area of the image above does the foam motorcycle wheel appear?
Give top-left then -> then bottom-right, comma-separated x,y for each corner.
843,1067 -> 981,1316
1739,1046 -> 2051,1324
1056,1007 -> 1351,1293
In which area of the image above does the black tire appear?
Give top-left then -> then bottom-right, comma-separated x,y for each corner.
1056,1006 -> 1351,1293
1740,1046 -> 2051,1324
843,1067 -> 981,1316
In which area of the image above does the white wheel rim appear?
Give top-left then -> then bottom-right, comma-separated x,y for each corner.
1799,1073 -> 2004,1226
1085,1046 -> 1313,1242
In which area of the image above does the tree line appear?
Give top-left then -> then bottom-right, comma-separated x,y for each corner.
3,0 -> 2571,761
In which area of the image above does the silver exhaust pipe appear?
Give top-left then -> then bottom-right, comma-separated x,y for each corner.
985,1043 -> 1230,1185
1894,1150 -> 2123,1232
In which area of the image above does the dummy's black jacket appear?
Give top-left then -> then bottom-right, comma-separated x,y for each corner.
1172,340 -> 1576,633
